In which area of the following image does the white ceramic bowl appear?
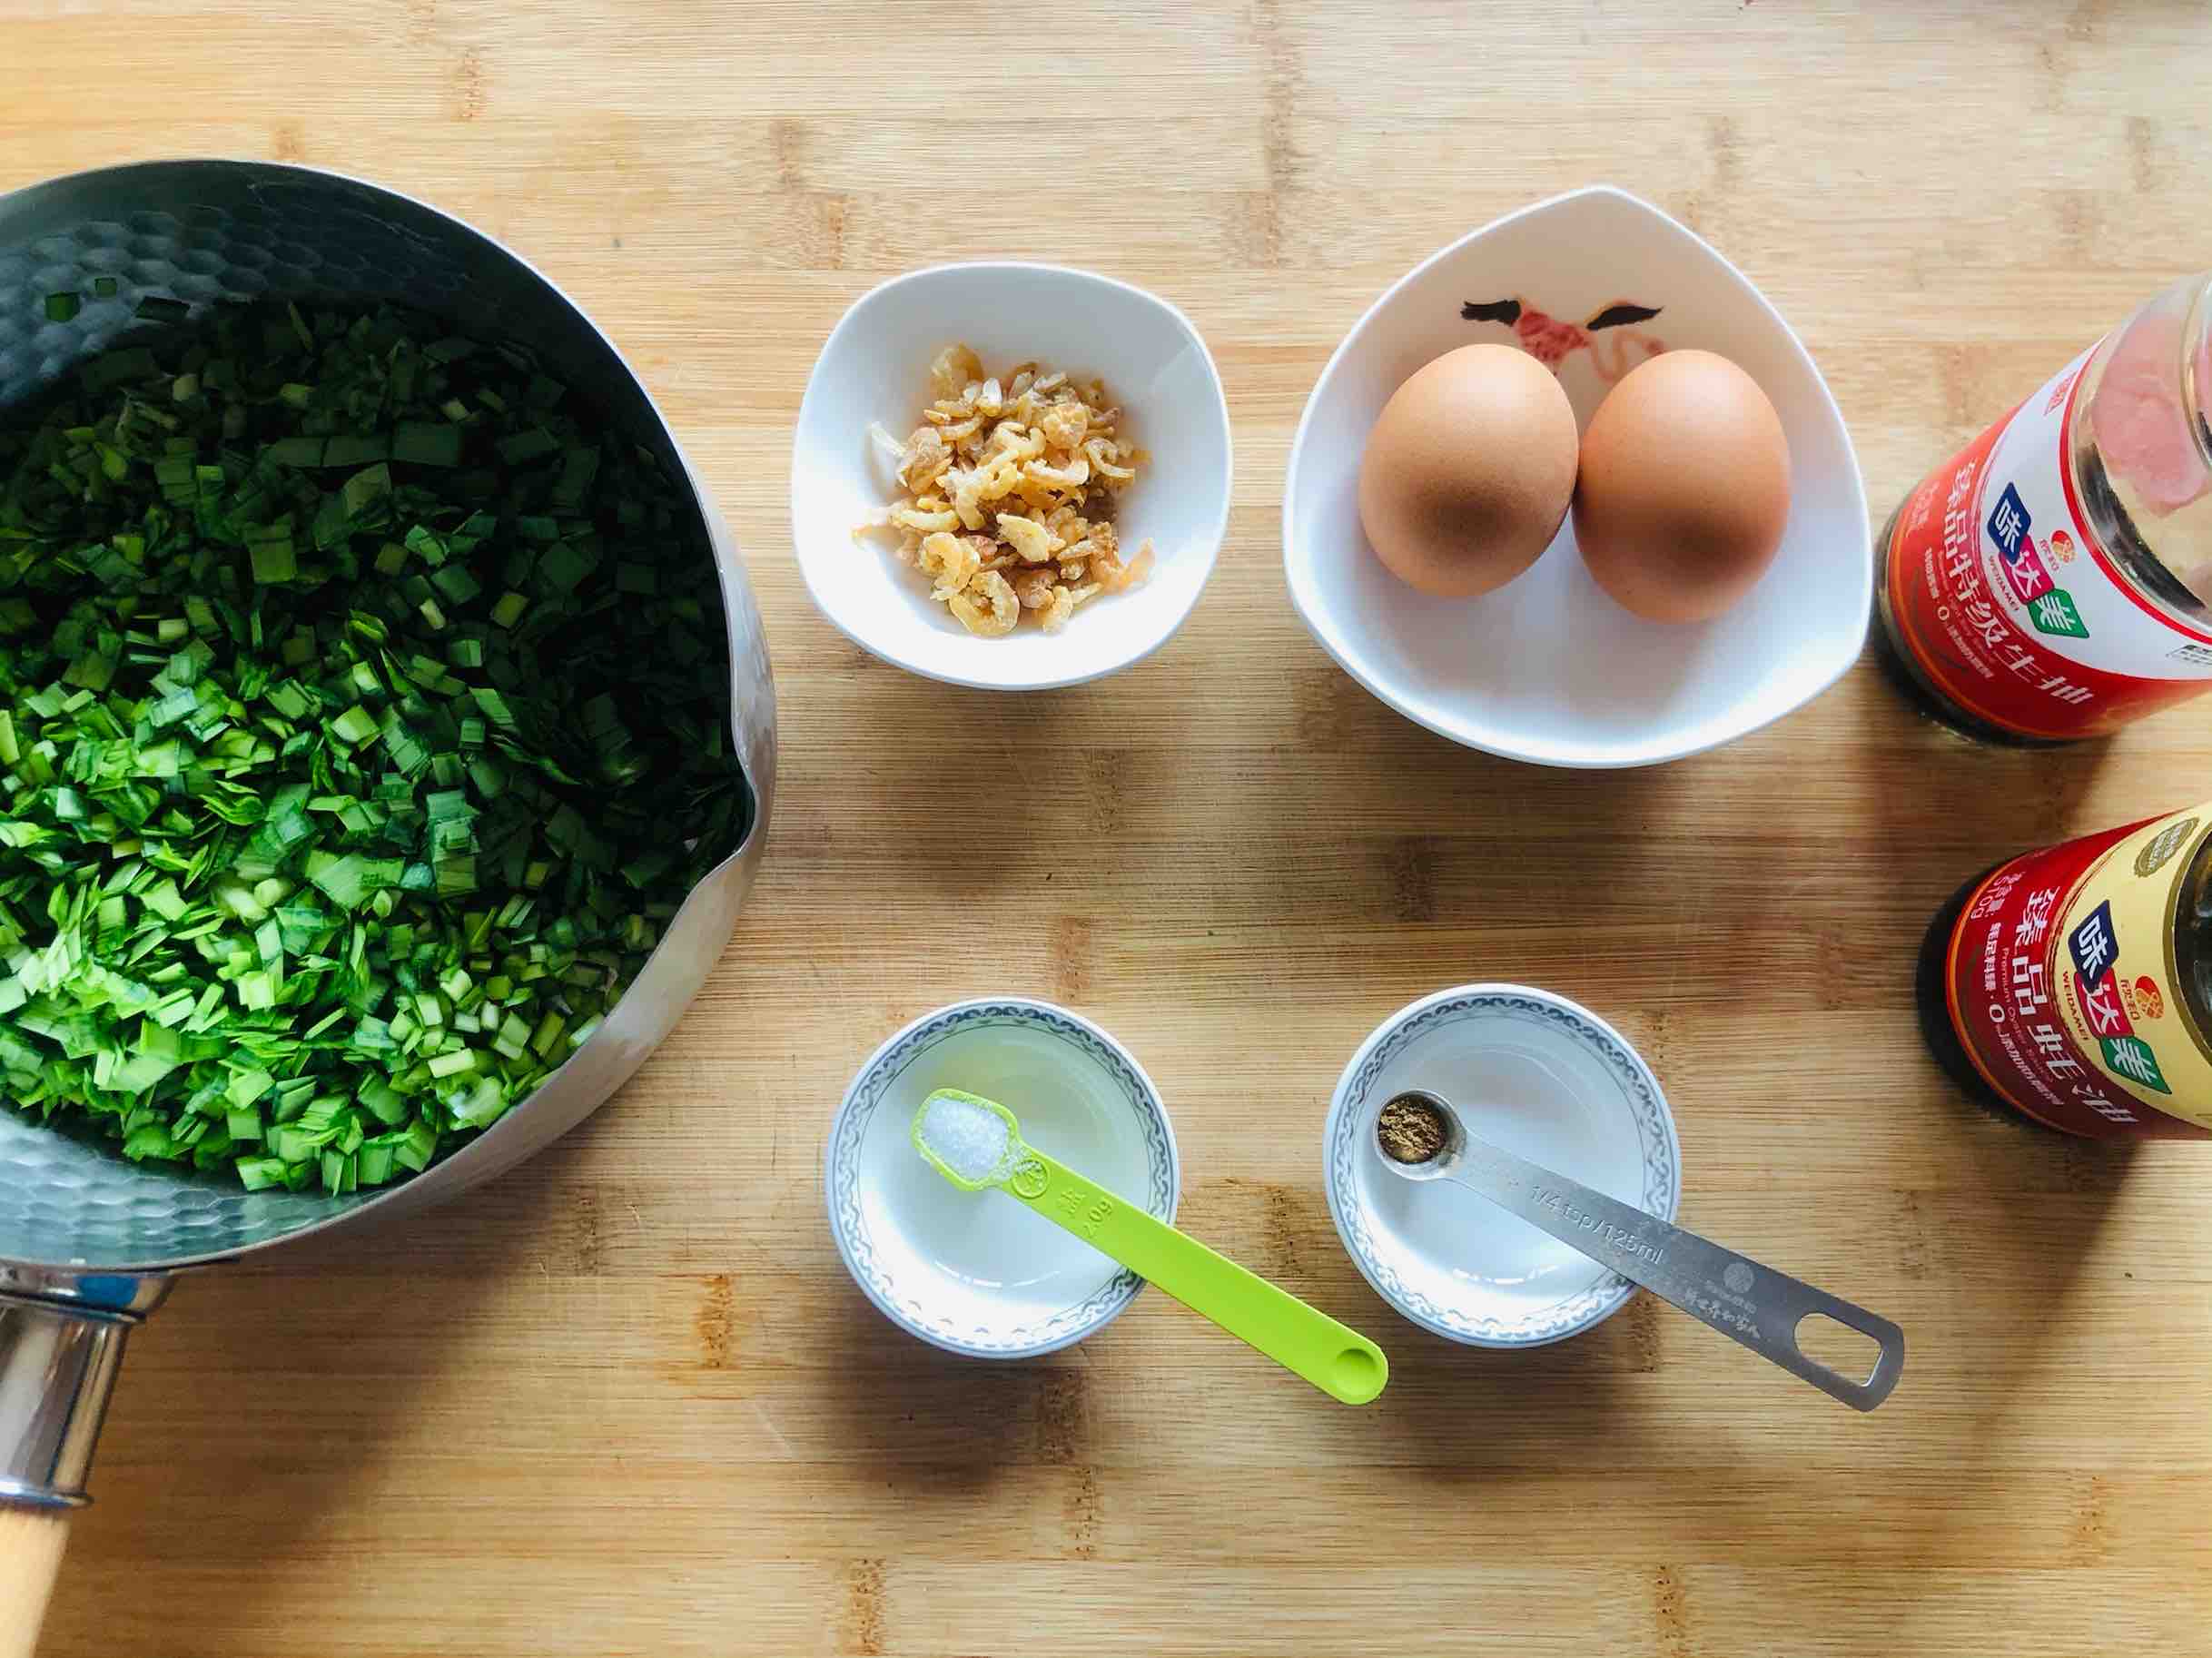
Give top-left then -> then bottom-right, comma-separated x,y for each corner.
792,262 -> 1230,690
1283,186 -> 1870,767
825,998 -> 1180,1358
1323,984 -> 1682,1347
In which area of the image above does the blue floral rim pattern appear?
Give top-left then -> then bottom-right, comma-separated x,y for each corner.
827,1000 -> 1178,1357
1327,990 -> 1679,1347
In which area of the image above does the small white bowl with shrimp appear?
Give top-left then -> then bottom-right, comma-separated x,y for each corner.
791,262 -> 1231,691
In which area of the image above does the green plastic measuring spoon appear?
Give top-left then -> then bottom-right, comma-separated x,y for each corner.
913,1088 -> 1388,1405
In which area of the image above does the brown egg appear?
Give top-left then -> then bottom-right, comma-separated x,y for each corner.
1358,343 -> 1579,598
1572,350 -> 1791,624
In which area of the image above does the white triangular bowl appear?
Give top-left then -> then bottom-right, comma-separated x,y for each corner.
1283,186 -> 1870,768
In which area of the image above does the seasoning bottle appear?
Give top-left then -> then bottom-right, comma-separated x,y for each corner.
1920,804 -> 2212,1138
1875,275 -> 2212,742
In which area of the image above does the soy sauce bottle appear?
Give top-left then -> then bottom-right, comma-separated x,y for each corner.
1876,276 -> 2212,742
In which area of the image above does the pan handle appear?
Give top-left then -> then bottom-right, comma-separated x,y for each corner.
0,1507 -> 66,1658
0,1277 -> 172,1656
0,1292 -> 145,1513
0,1281 -> 167,1657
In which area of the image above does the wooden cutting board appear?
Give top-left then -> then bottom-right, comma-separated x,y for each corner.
9,2 -> 2212,1653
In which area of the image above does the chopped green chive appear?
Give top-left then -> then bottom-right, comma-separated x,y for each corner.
0,300 -> 752,1189
328,705 -> 380,746
392,421 -> 464,467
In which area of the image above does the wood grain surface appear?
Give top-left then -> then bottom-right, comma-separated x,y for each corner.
0,1511 -> 66,1658
10,2 -> 2212,1653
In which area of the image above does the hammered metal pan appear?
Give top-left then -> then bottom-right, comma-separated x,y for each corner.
0,161 -> 775,1653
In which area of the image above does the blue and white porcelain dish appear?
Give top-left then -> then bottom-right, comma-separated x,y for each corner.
1324,983 -> 1682,1348
825,998 -> 1180,1359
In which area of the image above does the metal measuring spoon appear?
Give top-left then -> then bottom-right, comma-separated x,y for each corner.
1374,1091 -> 1903,1410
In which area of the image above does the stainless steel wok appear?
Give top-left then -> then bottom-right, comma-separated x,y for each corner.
0,161 -> 775,1652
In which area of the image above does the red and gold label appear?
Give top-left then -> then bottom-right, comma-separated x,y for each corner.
1943,806 -> 2212,1138
1884,347 -> 2212,739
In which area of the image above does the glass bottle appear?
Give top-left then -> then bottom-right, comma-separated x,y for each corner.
1920,804 -> 2212,1139
1876,275 -> 2212,742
